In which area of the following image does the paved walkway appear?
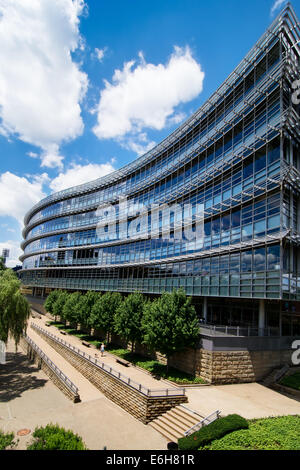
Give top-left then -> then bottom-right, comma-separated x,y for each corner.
30,313 -> 300,421
186,383 -> 300,419
27,324 -> 103,403
0,338 -> 166,450
31,315 -> 174,391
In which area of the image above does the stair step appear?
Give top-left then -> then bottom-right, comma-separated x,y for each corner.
177,405 -> 204,420
171,407 -> 202,425
149,405 -> 205,442
155,415 -> 187,435
149,421 -> 181,443
166,410 -> 199,430
170,406 -> 200,423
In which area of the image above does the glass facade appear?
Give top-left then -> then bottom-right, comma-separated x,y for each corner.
20,5 -> 300,333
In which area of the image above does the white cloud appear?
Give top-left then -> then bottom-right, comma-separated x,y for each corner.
120,132 -> 156,156
271,0 -> 287,15
0,172 -> 47,224
0,240 -> 23,268
94,47 -> 107,62
92,46 -> 205,145
27,151 -> 39,159
40,144 -> 64,169
0,0 -> 88,168
49,161 -> 116,192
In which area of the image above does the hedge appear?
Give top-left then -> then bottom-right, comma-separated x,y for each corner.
178,414 -> 249,450
27,424 -> 87,450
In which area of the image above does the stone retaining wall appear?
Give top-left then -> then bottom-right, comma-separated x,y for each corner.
19,337 -> 80,403
194,349 -> 293,384
32,326 -> 187,424
110,336 -> 293,384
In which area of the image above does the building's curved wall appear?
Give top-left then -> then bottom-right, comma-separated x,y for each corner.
20,5 -> 300,304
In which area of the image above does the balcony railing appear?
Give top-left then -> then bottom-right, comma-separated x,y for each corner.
200,323 -> 281,337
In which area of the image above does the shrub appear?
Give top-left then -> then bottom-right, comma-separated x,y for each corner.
27,424 -> 87,450
205,415 -> 300,450
280,372 -> 300,391
106,347 -> 206,383
0,430 -> 15,450
178,414 -> 249,450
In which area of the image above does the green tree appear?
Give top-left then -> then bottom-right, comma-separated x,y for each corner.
0,256 -> 6,272
0,269 -> 30,346
142,289 -> 200,372
114,292 -> 145,351
62,292 -> 82,326
77,291 -> 100,329
89,292 -> 122,342
44,290 -> 61,320
52,291 -> 69,325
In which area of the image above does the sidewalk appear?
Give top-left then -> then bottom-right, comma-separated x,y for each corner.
0,338 -> 166,450
31,315 -> 174,391
27,323 -> 103,403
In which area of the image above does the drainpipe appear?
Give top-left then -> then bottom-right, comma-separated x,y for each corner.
259,299 -> 265,337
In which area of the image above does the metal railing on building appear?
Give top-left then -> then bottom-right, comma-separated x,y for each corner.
200,324 -> 280,337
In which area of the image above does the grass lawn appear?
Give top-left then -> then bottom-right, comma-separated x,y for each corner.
106,346 -> 206,384
49,322 -> 102,348
203,416 -> 300,450
0,430 -> 15,450
280,372 -> 300,391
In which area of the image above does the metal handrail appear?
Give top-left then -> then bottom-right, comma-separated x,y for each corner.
184,410 -> 221,436
179,404 -> 205,419
23,334 -> 79,396
30,322 -> 185,398
200,324 -> 281,337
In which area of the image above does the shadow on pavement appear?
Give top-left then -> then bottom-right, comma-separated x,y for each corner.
0,350 -> 47,402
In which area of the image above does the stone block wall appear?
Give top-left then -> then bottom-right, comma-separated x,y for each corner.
19,337 -> 80,403
32,326 -> 187,423
193,349 -> 293,384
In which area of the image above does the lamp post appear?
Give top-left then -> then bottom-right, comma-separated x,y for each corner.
1,249 -> 9,266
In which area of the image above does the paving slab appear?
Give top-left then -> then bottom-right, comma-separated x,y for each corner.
185,381 -> 300,419
27,324 -> 103,403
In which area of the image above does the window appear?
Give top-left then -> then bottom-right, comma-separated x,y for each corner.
254,219 -> 266,235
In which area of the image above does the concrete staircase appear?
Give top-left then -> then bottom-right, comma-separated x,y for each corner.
262,364 -> 290,387
149,405 -> 204,442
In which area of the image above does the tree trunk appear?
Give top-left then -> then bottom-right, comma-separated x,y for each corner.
166,356 -> 169,375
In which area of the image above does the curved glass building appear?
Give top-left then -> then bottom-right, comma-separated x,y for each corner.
20,5 -> 300,336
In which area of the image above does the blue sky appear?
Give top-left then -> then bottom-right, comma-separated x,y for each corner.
0,0 -> 298,266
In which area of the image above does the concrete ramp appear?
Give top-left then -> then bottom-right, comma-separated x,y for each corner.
27,324 -> 103,403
